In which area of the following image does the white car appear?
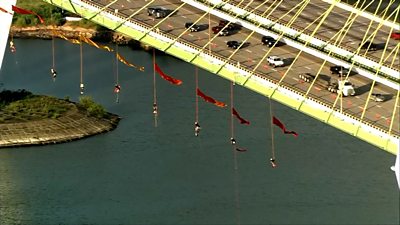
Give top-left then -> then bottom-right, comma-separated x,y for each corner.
267,56 -> 284,67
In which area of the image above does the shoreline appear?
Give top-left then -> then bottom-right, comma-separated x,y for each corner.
0,97 -> 121,148
10,25 -> 151,49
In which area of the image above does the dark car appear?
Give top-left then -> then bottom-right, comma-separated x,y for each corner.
147,7 -> 168,18
261,36 -> 280,47
370,93 -> 385,102
330,65 -> 349,76
359,41 -> 378,51
212,26 -> 232,36
185,22 -> 201,32
298,73 -> 315,82
227,41 -> 247,49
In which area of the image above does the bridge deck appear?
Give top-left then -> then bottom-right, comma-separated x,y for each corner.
42,0 -> 399,153
104,0 -> 399,136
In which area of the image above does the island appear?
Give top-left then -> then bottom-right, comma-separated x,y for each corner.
0,90 -> 120,148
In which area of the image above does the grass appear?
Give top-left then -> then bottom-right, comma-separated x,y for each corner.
13,0 -> 102,30
0,90 -> 73,123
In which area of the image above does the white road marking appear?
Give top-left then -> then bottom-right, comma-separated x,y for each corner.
182,16 -> 186,18
377,105 -> 382,108
245,49 -> 252,53
355,96 -> 360,99
262,48 -> 268,52
305,66 -> 311,70
292,77 -> 299,81
188,34 -> 193,37
272,69 -> 277,71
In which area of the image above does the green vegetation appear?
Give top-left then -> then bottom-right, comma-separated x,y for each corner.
0,90 -> 73,123
78,96 -> 106,119
14,0 -> 64,26
13,0 -> 102,30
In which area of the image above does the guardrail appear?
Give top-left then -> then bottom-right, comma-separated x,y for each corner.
183,0 -> 400,90
41,0 -> 399,153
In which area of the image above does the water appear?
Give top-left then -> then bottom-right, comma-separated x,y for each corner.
0,39 -> 398,225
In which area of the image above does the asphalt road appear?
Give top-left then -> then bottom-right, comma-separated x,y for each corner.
86,0 -> 399,135
223,0 -> 400,73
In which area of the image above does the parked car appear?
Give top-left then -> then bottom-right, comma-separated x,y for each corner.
267,56 -> 284,67
370,93 -> 385,102
261,36 -> 280,47
359,41 -> 378,51
147,7 -> 168,18
185,22 -> 201,32
390,32 -> 400,40
330,65 -> 349,76
227,41 -> 245,49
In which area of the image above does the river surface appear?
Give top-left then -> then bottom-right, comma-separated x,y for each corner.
0,39 -> 398,225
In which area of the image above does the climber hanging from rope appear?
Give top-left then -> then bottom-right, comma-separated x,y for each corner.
270,158 -> 277,168
9,40 -> 16,53
194,121 -> 201,137
153,103 -> 158,115
50,68 -> 57,79
230,137 -> 236,145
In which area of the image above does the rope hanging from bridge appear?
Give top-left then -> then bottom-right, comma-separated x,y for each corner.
268,99 -> 277,168
114,44 -> 121,103
229,80 -> 241,225
194,67 -> 201,137
79,35 -> 84,96
50,29 -> 57,82
152,48 -> 158,127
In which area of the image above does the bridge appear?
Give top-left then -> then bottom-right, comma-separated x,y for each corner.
14,0 -> 400,154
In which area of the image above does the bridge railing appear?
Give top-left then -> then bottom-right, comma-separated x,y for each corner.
184,0 -> 400,88
65,0 -> 399,138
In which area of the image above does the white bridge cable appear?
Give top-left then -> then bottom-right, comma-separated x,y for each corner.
357,4 -> 399,132
185,0 -> 271,63
266,1 -> 338,99
162,0 -> 238,52
241,0 -> 313,85
298,0 -> 370,110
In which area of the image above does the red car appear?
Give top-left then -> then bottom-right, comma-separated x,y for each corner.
390,32 -> 400,40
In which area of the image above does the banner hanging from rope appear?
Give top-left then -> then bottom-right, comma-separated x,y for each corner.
272,116 -> 298,137
12,5 -> 44,24
0,7 -> 12,15
80,35 -> 113,52
154,63 -> 182,85
232,107 -> 250,125
116,53 -> 145,72
196,88 -> 227,108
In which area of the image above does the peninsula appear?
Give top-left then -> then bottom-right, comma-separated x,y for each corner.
0,90 -> 120,148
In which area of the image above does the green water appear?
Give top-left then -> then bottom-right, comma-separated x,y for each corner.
0,39 -> 398,225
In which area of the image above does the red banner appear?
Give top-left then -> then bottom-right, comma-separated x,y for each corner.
154,64 -> 182,85
0,7 -> 12,15
12,5 -> 44,24
196,88 -> 227,108
232,107 -> 250,125
272,116 -> 298,137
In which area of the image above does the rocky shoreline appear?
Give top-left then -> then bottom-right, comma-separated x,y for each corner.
0,102 -> 120,148
10,25 -> 150,49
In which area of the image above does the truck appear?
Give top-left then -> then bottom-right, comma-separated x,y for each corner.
267,56 -> 284,67
298,73 -> 355,97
